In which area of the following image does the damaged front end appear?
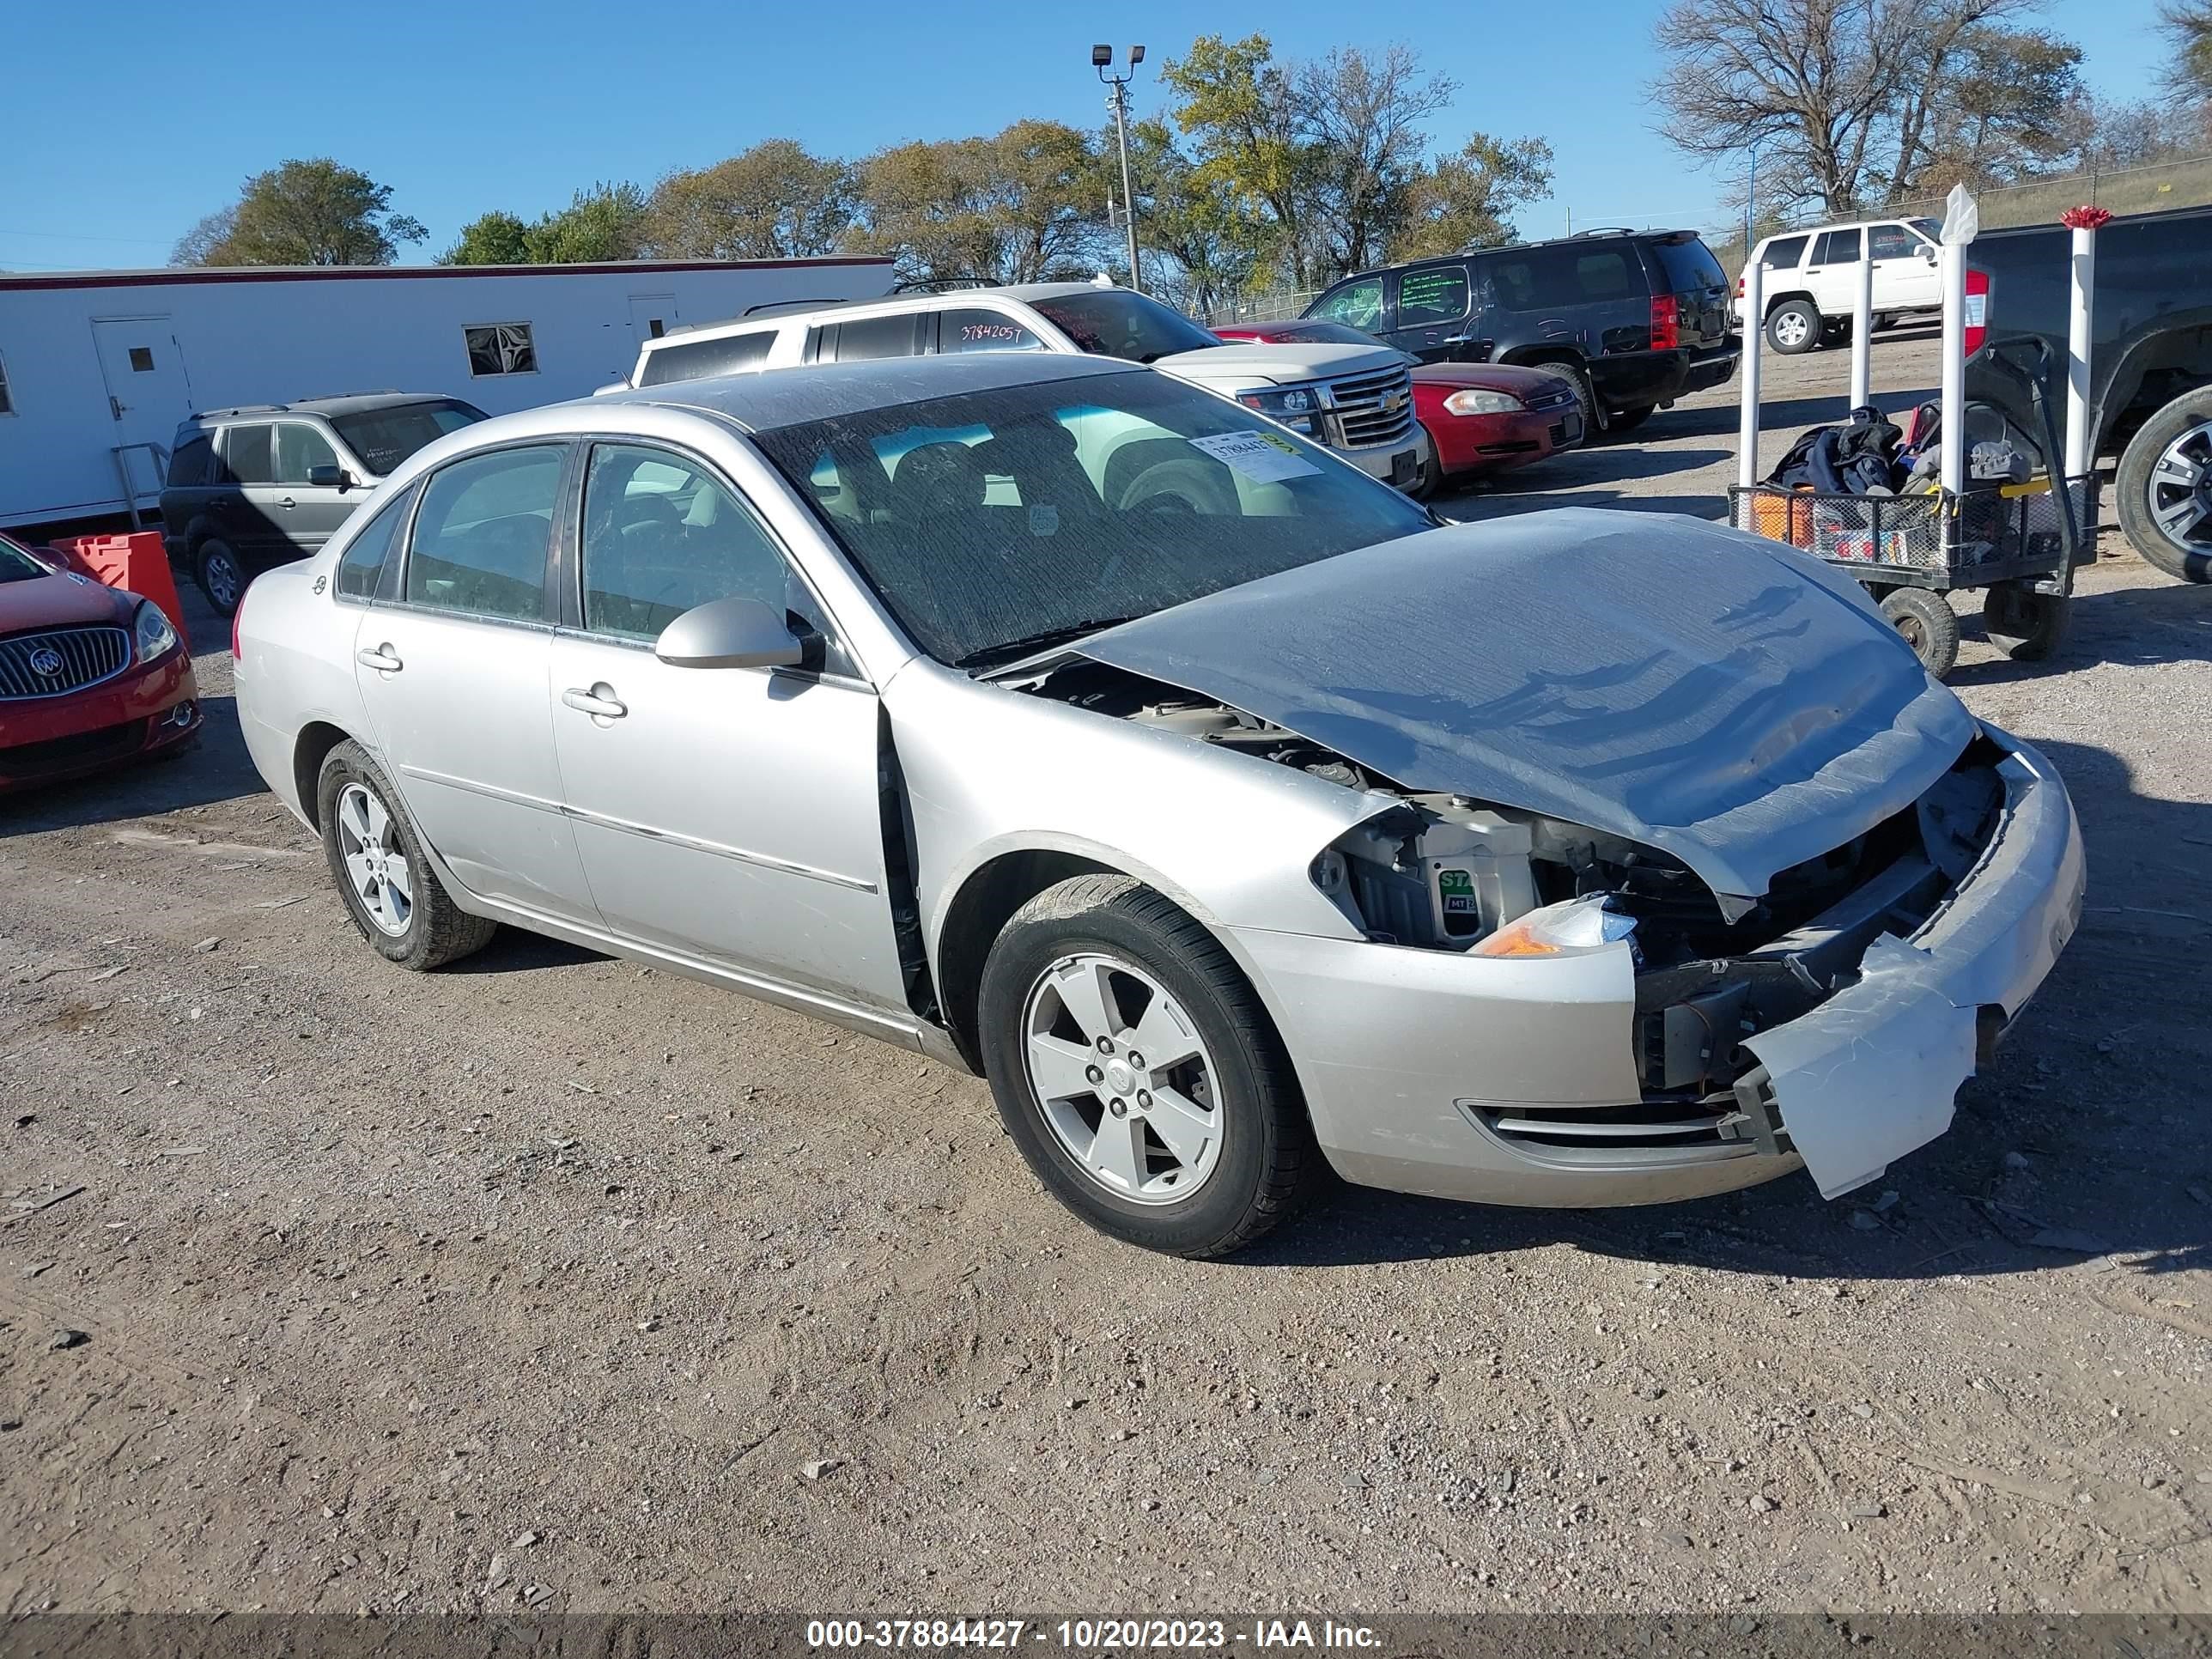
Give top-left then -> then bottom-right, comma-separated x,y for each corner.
1023,655 -> 2083,1205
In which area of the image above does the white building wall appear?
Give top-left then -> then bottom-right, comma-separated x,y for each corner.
0,258 -> 895,527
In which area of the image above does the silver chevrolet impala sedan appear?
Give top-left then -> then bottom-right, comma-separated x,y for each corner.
234,351 -> 2083,1256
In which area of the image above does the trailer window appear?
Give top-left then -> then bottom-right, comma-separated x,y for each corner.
465,322 -> 538,377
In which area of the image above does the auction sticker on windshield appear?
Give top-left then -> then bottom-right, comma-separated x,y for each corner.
1188,430 -> 1322,483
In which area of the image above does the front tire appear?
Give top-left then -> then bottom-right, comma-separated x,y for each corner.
2115,386 -> 2212,582
316,741 -> 496,971
1766,299 -> 1822,355
195,538 -> 246,617
977,874 -> 1322,1257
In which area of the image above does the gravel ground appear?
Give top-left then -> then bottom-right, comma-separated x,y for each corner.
4,330 -> 2210,1619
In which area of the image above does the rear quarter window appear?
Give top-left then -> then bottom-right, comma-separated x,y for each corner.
1650,236 -> 1727,292
638,330 -> 775,386
167,435 -> 213,487
1759,235 -> 1809,270
1480,242 -> 1645,310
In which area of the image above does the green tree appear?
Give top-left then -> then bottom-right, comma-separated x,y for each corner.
1392,136 -> 1555,261
642,142 -> 854,260
847,122 -> 1108,285
1117,117 -> 1263,316
2162,1 -> 2212,111
1158,34 -> 1316,286
443,185 -> 647,266
174,159 -> 426,266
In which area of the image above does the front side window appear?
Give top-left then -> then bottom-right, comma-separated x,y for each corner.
329,399 -> 486,477
334,486 -> 414,601
939,308 -> 1046,354
404,445 -> 563,621
1308,279 -> 1385,331
220,424 -> 275,485
1397,267 -> 1469,326
579,445 -> 795,642
751,369 -> 1431,669
1868,223 -> 1921,261
1027,291 -> 1223,363
276,423 -> 340,484
465,322 -> 538,377
167,435 -> 213,487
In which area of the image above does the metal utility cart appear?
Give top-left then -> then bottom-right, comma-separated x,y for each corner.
1728,337 -> 2094,680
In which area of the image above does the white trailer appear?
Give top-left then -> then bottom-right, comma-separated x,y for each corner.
0,256 -> 896,529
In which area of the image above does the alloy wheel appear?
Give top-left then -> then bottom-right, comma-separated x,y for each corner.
1771,309 -> 1811,349
203,550 -> 240,610
2150,418 -> 2212,551
1020,952 -> 1223,1205
337,781 -> 413,937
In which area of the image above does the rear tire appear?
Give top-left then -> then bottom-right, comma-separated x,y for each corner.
315,741 -> 497,971
1766,299 -> 1822,355
195,538 -> 246,617
2114,386 -> 2212,582
1607,404 -> 1656,434
977,874 -> 1322,1258
1983,581 -> 2070,662
1879,586 -> 1960,678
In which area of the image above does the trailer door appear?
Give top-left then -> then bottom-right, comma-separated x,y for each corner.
90,317 -> 195,508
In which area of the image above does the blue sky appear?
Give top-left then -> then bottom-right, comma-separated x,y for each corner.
2,0 -> 2175,272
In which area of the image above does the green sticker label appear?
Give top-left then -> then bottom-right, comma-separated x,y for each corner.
1437,868 -> 1477,915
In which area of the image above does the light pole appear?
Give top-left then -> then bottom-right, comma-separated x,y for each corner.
1094,44 -> 1145,293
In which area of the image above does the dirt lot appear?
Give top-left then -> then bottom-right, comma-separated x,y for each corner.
5,330 -> 2210,1619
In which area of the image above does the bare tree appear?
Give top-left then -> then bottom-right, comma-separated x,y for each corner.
2161,1 -> 2212,113
1650,0 -> 2049,216
1298,46 -> 1456,276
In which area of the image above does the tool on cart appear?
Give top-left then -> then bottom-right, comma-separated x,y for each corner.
1729,187 -> 2098,680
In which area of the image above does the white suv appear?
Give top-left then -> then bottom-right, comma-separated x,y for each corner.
623,283 -> 1425,489
1735,218 -> 1944,354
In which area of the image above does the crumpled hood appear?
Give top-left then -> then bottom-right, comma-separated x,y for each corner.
1075,507 -> 1978,901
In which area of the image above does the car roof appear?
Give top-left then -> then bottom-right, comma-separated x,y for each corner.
599,350 -> 1141,431
646,282 -> 1120,347
185,392 -> 460,422
1337,229 -> 1701,283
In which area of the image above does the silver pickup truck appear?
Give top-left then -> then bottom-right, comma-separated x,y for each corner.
623,283 -> 1426,491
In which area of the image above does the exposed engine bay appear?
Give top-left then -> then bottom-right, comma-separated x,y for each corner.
1027,659 -> 2010,1106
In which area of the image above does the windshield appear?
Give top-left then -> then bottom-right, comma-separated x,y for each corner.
1030,291 -> 1224,364
330,399 -> 488,477
750,370 -> 1433,668
0,534 -> 51,583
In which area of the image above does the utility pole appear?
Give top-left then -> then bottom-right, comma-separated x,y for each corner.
1094,44 -> 1146,293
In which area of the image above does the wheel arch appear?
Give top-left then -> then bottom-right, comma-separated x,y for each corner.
1764,289 -> 1820,319
292,720 -> 356,831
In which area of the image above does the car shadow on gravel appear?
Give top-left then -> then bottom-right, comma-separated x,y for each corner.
1249,734 -> 2212,1284
0,690 -> 264,837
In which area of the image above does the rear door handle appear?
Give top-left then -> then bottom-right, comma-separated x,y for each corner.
277,495 -> 296,510
356,644 -> 403,672
562,685 -> 627,720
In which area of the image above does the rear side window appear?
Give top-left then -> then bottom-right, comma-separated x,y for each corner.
167,435 -> 213,487
637,331 -> 775,386
1759,235 -> 1809,270
1649,236 -> 1726,292
334,485 -> 414,602
1481,243 -> 1642,310
1812,228 -> 1863,264
1397,266 -> 1469,325
220,424 -> 275,485
815,314 -> 923,363
404,445 -> 564,622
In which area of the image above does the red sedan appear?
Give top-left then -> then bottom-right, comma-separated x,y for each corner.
0,532 -> 200,793
1213,320 -> 1584,495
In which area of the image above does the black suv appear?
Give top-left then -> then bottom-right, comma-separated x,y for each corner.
1304,230 -> 1740,434
160,392 -> 485,615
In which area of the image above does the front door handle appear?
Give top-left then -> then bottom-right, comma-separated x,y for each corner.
356,644 -> 403,673
277,495 -> 297,510
562,685 -> 627,720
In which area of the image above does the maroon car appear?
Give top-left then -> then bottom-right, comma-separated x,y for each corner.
1214,319 -> 1583,495
0,532 -> 200,793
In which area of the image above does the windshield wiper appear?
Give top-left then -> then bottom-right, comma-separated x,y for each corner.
957,617 -> 1142,671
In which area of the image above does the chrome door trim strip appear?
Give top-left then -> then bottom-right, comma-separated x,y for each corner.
396,764 -> 566,815
561,801 -> 879,893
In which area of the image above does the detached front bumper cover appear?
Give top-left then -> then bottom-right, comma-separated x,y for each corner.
1743,732 -> 2084,1198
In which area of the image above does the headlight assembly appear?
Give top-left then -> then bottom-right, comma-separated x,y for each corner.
134,600 -> 179,664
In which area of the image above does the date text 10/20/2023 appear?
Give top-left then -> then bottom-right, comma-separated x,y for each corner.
805,1619 -> 1385,1650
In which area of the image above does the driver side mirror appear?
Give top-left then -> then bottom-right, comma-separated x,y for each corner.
307,464 -> 356,489
655,595 -> 808,671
